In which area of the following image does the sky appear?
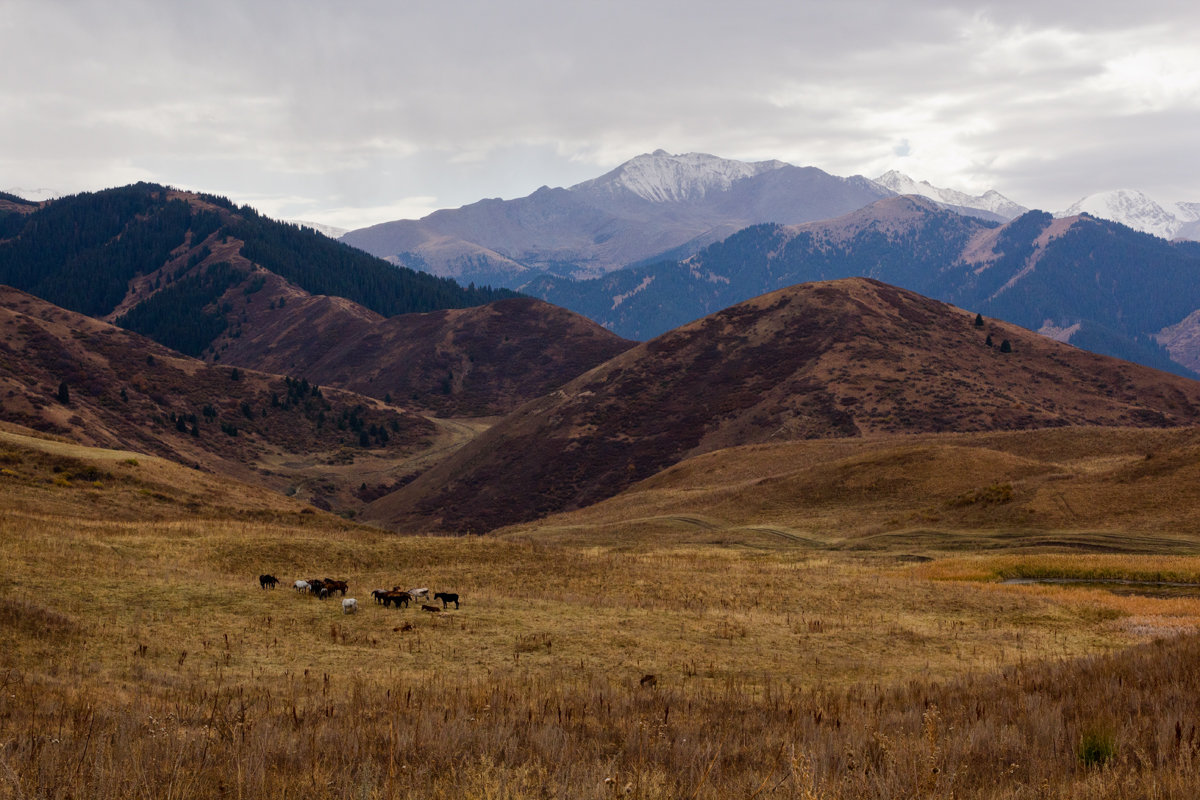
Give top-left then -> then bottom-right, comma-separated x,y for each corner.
3,0 -> 1198,231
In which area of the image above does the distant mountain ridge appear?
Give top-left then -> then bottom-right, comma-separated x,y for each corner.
524,197 -> 1200,377
1055,189 -> 1200,240
872,170 -> 1026,221
340,151 -> 896,286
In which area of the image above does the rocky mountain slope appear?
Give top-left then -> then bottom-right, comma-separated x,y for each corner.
363,278 -> 1200,534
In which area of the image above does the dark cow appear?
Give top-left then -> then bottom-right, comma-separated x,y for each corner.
259,574 -> 278,590
433,592 -> 459,609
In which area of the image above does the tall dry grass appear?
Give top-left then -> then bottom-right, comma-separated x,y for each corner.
5,454 -> 1200,798
4,633 -> 1200,798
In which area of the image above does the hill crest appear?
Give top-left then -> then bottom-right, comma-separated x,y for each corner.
364,277 -> 1200,534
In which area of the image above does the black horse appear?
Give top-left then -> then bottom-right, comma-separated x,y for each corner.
259,574 -> 279,589
434,592 -> 459,609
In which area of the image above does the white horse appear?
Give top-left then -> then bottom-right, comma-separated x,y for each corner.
293,580 -> 309,593
342,598 -> 358,614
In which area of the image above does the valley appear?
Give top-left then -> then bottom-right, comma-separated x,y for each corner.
4,176 -> 1200,797
4,426 -> 1200,797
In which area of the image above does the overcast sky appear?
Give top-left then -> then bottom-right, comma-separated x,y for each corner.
3,0 -> 1197,230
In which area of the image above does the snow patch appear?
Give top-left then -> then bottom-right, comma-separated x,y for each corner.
286,219 -> 351,239
611,276 -> 656,310
1038,321 -> 1082,343
576,151 -> 788,204
872,171 -> 1026,220
1055,189 -> 1199,240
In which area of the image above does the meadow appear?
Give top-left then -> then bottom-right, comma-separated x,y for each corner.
4,428 -> 1200,798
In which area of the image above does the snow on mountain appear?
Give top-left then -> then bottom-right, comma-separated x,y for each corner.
286,220 -> 350,239
1055,190 -> 1200,240
872,171 -> 1026,220
1,186 -> 58,202
573,150 -> 789,203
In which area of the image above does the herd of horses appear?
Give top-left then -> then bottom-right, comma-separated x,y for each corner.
258,574 -> 459,614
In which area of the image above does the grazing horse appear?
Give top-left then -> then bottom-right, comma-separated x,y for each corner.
323,579 -> 349,597
639,674 -> 658,689
433,592 -> 459,609
259,574 -> 278,589
371,589 -> 389,605
382,591 -> 410,609
293,580 -> 309,593
408,587 -> 429,601
342,598 -> 358,615
307,579 -> 329,598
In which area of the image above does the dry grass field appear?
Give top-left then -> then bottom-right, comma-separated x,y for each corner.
5,428 -> 1200,797
498,426 -> 1200,551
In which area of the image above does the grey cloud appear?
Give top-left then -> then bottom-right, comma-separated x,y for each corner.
3,0 -> 1199,226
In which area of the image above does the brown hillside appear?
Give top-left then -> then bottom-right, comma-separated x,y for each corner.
215,295 -> 635,416
364,277 -> 1200,534
498,426 -> 1200,549
0,286 -> 440,513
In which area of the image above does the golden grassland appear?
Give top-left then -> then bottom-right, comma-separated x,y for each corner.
497,427 -> 1200,551
5,431 -> 1200,797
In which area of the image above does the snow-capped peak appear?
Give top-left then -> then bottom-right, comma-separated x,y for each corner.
872,171 -> 1026,220
574,150 -> 789,203
1055,190 -> 1199,240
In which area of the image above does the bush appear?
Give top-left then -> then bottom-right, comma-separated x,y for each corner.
1078,727 -> 1116,767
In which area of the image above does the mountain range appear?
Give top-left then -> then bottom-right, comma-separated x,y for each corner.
5,177 -> 1200,535
526,197 -> 1200,377
1055,189 -> 1200,241
338,150 -> 1198,294
340,151 -> 898,287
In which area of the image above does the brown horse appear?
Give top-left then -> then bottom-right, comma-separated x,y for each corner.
382,591 -> 410,609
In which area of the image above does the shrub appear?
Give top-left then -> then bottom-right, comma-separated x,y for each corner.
1078,727 -> 1116,767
